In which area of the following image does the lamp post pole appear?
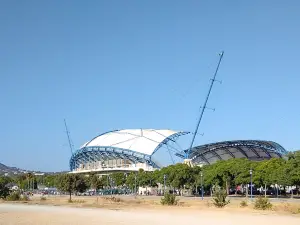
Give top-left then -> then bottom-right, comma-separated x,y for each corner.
107,175 -> 109,194
110,177 -> 113,196
163,174 -> 166,195
124,173 -> 128,195
250,169 -> 253,200
135,173 -> 137,196
200,171 -> 204,200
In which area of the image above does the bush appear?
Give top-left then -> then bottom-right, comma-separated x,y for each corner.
212,187 -> 230,208
0,185 -> 10,199
103,196 -> 122,203
20,194 -> 30,201
240,200 -> 248,207
68,199 -> 85,203
6,192 -> 21,201
160,193 -> 178,206
254,197 -> 272,210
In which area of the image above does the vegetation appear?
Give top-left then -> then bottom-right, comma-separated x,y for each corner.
254,196 -> 272,210
103,196 -> 122,203
6,191 -> 21,201
56,174 -> 88,201
0,177 -> 10,199
160,192 -> 178,205
240,200 -> 248,207
20,194 -> 30,201
68,199 -> 85,203
0,151 -> 299,200
212,186 -> 230,208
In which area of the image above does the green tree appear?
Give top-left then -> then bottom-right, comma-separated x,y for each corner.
253,158 -> 285,197
158,163 -> 194,195
125,172 -> 137,191
0,176 -> 11,198
285,152 -> 300,196
57,174 -> 88,201
89,173 -> 103,190
110,172 -> 126,187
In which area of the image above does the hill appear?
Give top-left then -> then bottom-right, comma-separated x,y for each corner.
0,162 -> 28,175
0,162 -> 66,176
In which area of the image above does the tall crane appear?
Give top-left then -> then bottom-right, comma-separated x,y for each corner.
64,119 -> 74,155
186,51 -> 224,159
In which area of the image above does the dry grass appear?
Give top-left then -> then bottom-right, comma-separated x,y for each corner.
273,202 -> 300,214
4,195 -> 299,216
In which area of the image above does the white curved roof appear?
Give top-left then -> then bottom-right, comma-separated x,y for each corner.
81,129 -> 182,155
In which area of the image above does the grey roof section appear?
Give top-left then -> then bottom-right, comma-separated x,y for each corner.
181,140 -> 288,165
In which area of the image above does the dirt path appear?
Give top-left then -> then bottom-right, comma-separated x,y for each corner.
0,203 -> 299,225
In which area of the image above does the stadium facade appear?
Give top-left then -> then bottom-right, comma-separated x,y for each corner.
69,129 -> 188,174
69,129 -> 288,173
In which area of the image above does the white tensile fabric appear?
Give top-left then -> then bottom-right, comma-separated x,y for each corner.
81,129 -> 180,155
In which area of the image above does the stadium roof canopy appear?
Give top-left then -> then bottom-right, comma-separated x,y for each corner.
80,129 -> 186,155
176,140 -> 288,165
70,129 -> 188,170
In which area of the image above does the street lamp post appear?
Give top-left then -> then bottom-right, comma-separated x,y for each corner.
134,173 -> 137,196
200,171 -> 204,200
124,173 -> 128,195
107,175 -> 109,193
110,177 -> 113,196
250,169 -> 253,200
163,174 -> 166,194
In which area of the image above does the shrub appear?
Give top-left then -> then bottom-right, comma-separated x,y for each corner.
254,197 -> 272,210
68,199 -> 85,203
240,200 -> 248,207
160,193 -> 178,206
20,194 -> 30,201
103,196 -> 122,203
0,185 -> 10,199
212,187 -> 230,208
6,192 -> 21,201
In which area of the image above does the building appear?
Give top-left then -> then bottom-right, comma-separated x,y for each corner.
176,140 -> 288,166
69,129 -> 188,174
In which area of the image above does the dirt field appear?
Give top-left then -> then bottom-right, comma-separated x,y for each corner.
0,195 -> 299,225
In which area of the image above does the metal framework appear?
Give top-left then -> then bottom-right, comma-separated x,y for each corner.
176,140 -> 287,165
187,51 -> 224,159
69,130 -> 188,171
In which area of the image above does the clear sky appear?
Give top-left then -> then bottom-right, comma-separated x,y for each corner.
1,0 -> 299,172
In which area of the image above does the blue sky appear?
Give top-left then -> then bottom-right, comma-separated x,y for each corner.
1,0 -> 299,172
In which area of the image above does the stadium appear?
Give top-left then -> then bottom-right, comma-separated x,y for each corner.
68,52 -> 290,174
69,129 -> 189,174
69,129 -> 288,174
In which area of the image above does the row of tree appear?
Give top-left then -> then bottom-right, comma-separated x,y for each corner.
1,151 -> 300,199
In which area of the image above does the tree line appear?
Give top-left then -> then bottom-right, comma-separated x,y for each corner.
1,151 -> 299,200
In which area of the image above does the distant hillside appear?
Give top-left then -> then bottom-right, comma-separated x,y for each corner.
0,162 -> 26,175
0,162 -> 66,176
0,163 -> 9,170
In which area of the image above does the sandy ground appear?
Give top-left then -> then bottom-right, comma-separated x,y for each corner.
0,203 -> 299,225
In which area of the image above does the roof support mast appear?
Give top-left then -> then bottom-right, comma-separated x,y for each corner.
64,119 -> 74,155
186,51 -> 224,159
